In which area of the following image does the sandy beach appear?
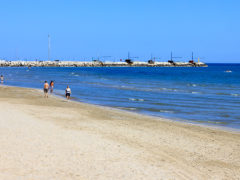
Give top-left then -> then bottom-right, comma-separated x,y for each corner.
0,86 -> 239,179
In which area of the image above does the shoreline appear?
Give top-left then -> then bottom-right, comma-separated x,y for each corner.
0,85 -> 240,179
2,84 -> 240,133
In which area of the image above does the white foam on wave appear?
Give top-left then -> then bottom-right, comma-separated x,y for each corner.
159,87 -> 179,92
159,110 -> 174,113
126,107 -> 137,110
187,83 -> 197,87
224,70 -> 232,73
231,93 -> 240,97
117,107 -> 137,111
114,85 -> 138,91
191,91 -> 200,94
69,72 -> 79,77
128,98 -> 144,102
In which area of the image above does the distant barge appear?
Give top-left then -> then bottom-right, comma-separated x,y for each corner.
0,60 -> 207,67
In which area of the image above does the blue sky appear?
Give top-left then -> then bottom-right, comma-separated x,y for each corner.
0,0 -> 239,62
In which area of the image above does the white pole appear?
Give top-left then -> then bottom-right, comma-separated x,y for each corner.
48,34 -> 51,61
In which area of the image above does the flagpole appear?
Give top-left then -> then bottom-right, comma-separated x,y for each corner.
48,34 -> 50,61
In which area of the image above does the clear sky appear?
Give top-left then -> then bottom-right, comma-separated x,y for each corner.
0,0 -> 239,62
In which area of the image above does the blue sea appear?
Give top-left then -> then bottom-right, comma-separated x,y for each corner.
1,64 -> 240,129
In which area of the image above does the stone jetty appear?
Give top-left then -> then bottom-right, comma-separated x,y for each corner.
0,60 -> 207,67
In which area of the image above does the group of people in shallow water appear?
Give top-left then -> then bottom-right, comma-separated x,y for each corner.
43,80 -> 71,100
1,75 -> 71,100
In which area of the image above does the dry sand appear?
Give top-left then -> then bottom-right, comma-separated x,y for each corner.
0,86 -> 239,180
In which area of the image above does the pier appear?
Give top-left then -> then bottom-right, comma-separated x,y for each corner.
0,60 -> 207,67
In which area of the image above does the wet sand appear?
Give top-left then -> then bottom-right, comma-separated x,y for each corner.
0,86 -> 239,179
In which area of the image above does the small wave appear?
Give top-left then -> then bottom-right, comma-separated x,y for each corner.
159,110 -> 174,113
231,94 -> 240,97
70,72 -> 80,76
207,121 -> 227,124
191,91 -> 200,94
111,85 -> 139,91
117,107 -> 137,111
128,98 -> 144,102
69,72 -> 79,77
195,120 -> 227,124
158,88 -> 181,92
166,88 -> 177,91
187,83 -> 197,87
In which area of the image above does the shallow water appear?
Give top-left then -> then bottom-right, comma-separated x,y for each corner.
1,63 -> 240,128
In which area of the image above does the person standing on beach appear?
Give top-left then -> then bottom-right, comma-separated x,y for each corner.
50,81 -> 54,93
65,85 -> 71,100
43,81 -> 49,98
0,75 -> 4,84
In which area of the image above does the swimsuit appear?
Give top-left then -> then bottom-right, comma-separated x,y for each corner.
66,88 -> 71,96
44,83 -> 49,93
44,88 -> 48,93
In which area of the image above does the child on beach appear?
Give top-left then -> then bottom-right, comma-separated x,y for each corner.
50,81 -> 54,93
65,85 -> 71,100
0,75 -> 4,83
43,81 -> 49,98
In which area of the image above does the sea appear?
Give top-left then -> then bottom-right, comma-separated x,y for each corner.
1,63 -> 240,129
